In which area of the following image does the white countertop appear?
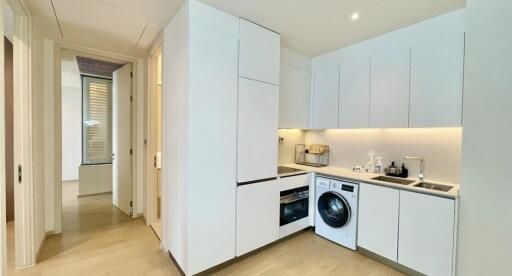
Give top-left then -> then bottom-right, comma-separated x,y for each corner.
280,164 -> 459,199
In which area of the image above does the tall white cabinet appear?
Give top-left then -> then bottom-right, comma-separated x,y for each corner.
236,19 -> 281,256
162,1 -> 239,274
370,49 -> 411,128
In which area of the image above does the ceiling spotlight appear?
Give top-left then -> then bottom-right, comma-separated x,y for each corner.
351,12 -> 359,21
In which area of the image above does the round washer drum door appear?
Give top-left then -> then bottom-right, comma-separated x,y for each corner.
317,191 -> 351,228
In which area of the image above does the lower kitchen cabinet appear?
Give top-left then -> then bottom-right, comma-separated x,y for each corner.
358,183 -> 399,261
236,179 -> 279,256
398,190 -> 455,276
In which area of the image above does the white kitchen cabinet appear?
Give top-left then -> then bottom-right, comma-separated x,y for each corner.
239,19 -> 280,85
409,33 -> 464,127
236,179 -> 279,256
339,58 -> 371,128
370,48 -> 411,128
398,191 -> 455,276
312,67 -> 339,129
238,78 -> 279,183
279,64 -> 311,129
358,183 -> 400,261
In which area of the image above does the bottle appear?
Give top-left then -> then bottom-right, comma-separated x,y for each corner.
388,161 -> 398,175
400,163 -> 409,178
367,153 -> 375,173
375,157 -> 383,174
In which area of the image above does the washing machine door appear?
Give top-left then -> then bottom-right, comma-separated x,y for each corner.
317,191 -> 351,228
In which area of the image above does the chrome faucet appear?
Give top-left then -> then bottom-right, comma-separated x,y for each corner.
404,156 -> 424,181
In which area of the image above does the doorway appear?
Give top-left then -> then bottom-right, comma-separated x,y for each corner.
148,45 -> 162,239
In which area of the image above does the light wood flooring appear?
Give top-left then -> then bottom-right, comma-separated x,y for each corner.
8,181 -> 404,276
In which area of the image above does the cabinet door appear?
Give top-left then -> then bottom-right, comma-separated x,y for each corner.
239,19 -> 280,85
238,78 -> 279,182
370,49 -> 411,128
312,67 -> 339,129
279,64 -> 311,129
398,191 -> 455,276
358,183 -> 399,261
410,34 -> 464,127
236,179 -> 279,256
339,58 -> 370,128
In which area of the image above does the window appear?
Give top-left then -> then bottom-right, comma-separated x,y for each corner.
82,75 -> 113,164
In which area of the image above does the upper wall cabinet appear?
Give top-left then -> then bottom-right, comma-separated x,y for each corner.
370,49 -> 411,128
239,19 -> 280,85
312,67 -> 339,129
279,64 -> 311,129
339,58 -> 371,128
409,33 -> 464,127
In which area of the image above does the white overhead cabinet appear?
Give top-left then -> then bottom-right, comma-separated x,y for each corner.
357,183 -> 399,261
370,49 -> 411,128
279,64 -> 311,129
339,58 -> 371,128
398,191 -> 455,276
312,67 -> 339,129
237,78 -> 279,183
239,19 -> 280,85
409,34 -> 464,127
236,179 -> 279,256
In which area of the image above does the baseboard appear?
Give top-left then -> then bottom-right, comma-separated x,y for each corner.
62,179 -> 78,183
35,230 -> 55,262
77,191 -> 112,198
357,247 -> 423,276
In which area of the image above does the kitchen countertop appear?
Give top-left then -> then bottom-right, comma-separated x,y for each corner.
280,163 -> 459,199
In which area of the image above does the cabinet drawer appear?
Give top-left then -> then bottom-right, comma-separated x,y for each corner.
279,173 -> 309,191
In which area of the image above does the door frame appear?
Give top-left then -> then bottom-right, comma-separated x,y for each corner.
145,39 -> 162,229
1,0 -> 35,270
44,42 -> 145,235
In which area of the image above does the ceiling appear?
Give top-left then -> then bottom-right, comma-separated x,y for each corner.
26,0 -> 466,57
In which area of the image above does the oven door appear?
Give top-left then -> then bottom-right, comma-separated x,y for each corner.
280,186 -> 309,226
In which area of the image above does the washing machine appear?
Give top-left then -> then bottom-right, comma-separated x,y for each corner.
315,176 -> 359,250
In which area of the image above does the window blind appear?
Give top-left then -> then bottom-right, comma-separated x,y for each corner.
82,76 -> 113,164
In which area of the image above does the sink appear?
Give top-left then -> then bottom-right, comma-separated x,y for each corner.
371,176 -> 415,185
414,182 -> 453,192
278,166 -> 305,174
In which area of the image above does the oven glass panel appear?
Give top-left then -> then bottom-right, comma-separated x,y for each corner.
280,186 -> 309,226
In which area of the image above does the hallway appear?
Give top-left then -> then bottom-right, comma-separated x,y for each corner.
9,182 -> 179,275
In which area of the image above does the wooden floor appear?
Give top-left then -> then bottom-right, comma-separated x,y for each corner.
8,181 -> 404,276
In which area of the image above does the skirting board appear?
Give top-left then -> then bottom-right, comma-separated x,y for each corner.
77,191 -> 112,198
35,230 -> 55,262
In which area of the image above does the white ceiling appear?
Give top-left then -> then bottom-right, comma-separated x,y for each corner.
25,0 -> 466,57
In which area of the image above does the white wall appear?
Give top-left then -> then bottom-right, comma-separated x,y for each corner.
61,51 -> 81,181
457,1 -> 512,275
278,128 -> 462,184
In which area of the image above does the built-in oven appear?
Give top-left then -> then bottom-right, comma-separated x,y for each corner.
280,186 -> 309,226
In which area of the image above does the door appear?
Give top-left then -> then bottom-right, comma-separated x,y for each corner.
339,58 -> 370,128
370,48 -> 411,128
239,19 -> 280,85
409,33 -> 464,127
112,63 -> 132,216
317,191 -> 351,228
358,183 -> 399,261
237,77 -> 278,183
398,190 -> 455,276
312,67 -> 339,129
236,179 -> 279,256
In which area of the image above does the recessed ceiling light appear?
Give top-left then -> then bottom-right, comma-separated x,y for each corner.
351,12 -> 359,21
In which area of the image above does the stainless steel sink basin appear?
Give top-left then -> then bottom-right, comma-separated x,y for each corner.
414,182 -> 453,192
371,176 -> 415,185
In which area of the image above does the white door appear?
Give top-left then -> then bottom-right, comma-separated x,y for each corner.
358,183 -> 400,261
112,63 -> 132,216
237,77 -> 278,183
239,19 -> 280,85
339,58 -> 371,128
236,179 -> 279,256
370,48 -> 411,128
398,191 -> 455,276
312,67 -> 339,129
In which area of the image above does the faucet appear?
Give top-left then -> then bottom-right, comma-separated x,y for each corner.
404,156 -> 424,181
